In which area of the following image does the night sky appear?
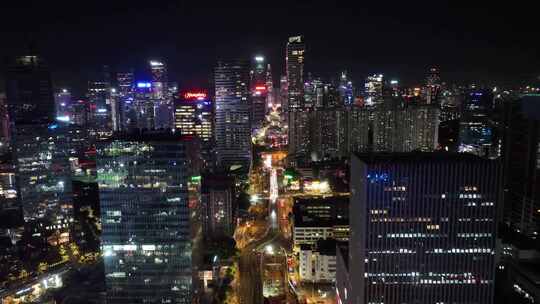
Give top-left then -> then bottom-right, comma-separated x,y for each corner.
1,1 -> 539,96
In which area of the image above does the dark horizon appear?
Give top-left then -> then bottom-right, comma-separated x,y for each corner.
1,1 -> 540,96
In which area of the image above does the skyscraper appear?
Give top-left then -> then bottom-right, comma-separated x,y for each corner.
250,55 -> 268,131
5,55 -> 55,125
425,67 -> 441,105
98,131 -> 193,304
5,54 -> 73,234
339,153 -> 500,304
214,60 -> 252,172
13,123 -> 73,227
116,71 -> 135,130
339,71 -> 354,106
149,60 -> 173,129
87,78 -> 113,138
54,89 -> 71,121
286,36 -> 305,109
501,94 -> 540,236
174,90 -> 213,142
150,60 -> 168,100
458,89 -> 495,157
364,74 -> 384,107
286,36 -> 310,161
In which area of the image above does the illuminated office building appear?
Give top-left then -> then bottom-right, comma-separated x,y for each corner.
116,71 -> 134,130
87,79 -> 113,138
174,90 -> 213,142
339,153 -> 500,304
365,74 -> 384,107
286,35 -> 305,109
98,131 -> 192,304
458,89 -> 494,158
0,157 -> 20,230
54,89 -> 71,121
13,123 -> 73,226
201,173 -> 235,239
150,60 -> 167,100
425,67 -> 441,105
70,99 -> 89,127
5,54 -> 73,233
339,71 -> 354,106
132,82 -> 155,130
250,56 -> 268,131
287,36 -> 311,161
214,60 -> 252,171
0,93 -> 9,142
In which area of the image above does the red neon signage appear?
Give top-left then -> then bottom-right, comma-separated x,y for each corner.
255,86 -> 266,91
184,92 -> 207,100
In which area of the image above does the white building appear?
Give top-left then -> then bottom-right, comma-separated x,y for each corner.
299,239 -> 337,283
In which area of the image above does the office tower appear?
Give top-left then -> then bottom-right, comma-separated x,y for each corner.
150,60 -> 167,100
501,94 -> 540,236
116,71 -> 134,130
174,90 -> 213,141
365,74 -> 384,107
339,71 -> 354,106
149,60 -> 173,129
340,153 -> 500,304
87,79 -> 113,138
214,60 -> 252,172
0,156 -> 20,230
13,123 -> 73,228
425,67 -> 441,104
292,196 -> 349,249
312,83 -> 339,160
250,56 -> 268,131
70,99 -> 89,127
132,82 -> 155,130
4,54 -> 73,235
0,93 -> 9,142
266,64 -> 275,111
98,131 -> 193,304
5,55 -> 55,125
201,173 -> 235,239
54,89 -> 71,121
286,36 -> 305,109
458,89 -> 495,157
280,75 -> 288,109
287,36 -> 309,161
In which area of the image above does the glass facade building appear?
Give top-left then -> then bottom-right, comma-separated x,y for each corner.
214,60 -> 252,172
13,123 -> 73,225
343,153 -> 500,304
97,132 -> 191,303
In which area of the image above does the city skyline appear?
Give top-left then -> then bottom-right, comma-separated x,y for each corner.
2,4 -> 540,304
1,2 -> 540,95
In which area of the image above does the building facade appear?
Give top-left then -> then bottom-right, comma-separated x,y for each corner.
214,60 -> 252,172
97,132 -> 192,304
342,153 -> 500,304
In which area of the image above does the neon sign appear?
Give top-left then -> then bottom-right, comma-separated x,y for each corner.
137,82 -> 151,88
255,86 -> 266,91
184,92 -> 207,100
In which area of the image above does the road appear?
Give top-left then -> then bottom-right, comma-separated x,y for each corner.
236,103 -> 294,304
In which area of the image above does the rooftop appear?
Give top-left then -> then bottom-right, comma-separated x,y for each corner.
353,152 -> 488,164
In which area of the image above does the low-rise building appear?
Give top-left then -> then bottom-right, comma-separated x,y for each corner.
299,239 -> 337,283
292,196 -> 348,249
